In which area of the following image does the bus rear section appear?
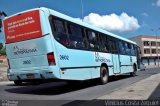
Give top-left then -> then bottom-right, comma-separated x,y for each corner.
3,9 -> 60,85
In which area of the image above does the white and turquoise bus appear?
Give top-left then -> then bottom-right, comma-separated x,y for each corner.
3,7 -> 140,85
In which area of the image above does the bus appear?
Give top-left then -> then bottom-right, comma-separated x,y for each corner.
3,7 -> 140,85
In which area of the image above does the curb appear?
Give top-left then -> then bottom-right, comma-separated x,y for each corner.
98,73 -> 160,100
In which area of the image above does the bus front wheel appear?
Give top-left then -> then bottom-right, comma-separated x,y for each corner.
14,80 -> 22,86
99,66 -> 108,84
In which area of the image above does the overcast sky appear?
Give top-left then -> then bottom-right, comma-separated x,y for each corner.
0,0 -> 160,42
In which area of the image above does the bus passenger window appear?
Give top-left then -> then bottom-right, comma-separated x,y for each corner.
108,38 -> 117,54
67,24 -> 84,49
87,31 -> 98,50
119,41 -> 125,54
103,36 -> 109,52
52,19 -> 69,46
99,35 -> 109,52
54,20 -> 65,33
125,43 -> 131,55
89,32 -> 95,48
119,41 -> 126,55
58,33 -> 69,46
131,44 -> 135,56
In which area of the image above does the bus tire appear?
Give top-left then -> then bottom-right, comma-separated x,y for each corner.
130,65 -> 137,77
14,80 -> 22,86
99,66 -> 108,84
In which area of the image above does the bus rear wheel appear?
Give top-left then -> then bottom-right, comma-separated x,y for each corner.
130,65 -> 137,77
99,66 -> 108,84
14,80 -> 22,86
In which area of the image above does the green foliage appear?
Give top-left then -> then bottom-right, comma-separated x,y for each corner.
0,49 -> 6,55
0,44 -> 6,55
0,18 -> 2,28
0,43 -> 3,50
0,18 -> 2,32
0,11 -> 7,32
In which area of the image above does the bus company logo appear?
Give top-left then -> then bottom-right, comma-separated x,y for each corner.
13,46 -> 19,51
13,46 -> 37,55
95,52 -> 111,63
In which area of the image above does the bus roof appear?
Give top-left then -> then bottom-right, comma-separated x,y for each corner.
4,7 -> 136,45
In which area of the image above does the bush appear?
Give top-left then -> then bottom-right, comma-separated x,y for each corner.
0,43 -> 6,55
0,47 -> 6,55
0,43 -> 3,50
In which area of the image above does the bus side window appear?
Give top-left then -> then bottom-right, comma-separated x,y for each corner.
95,33 -> 100,50
131,44 -> 135,56
100,35 -> 109,52
125,43 -> 131,55
52,19 -> 69,46
99,34 -> 104,51
134,45 -> 138,56
108,38 -> 117,54
54,19 -> 65,33
87,30 -> 99,50
119,41 -> 125,55
67,24 -> 84,49
82,29 -> 89,49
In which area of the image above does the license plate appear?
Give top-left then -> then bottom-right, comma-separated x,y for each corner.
26,74 -> 34,79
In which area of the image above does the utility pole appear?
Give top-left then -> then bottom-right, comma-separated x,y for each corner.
80,0 -> 84,21
151,28 -> 160,67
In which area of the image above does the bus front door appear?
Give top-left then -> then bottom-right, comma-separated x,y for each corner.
111,41 -> 121,74
112,54 -> 121,74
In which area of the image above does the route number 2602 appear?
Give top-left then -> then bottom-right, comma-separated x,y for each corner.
60,55 -> 69,60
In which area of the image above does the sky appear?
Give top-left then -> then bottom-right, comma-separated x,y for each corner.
0,0 -> 160,43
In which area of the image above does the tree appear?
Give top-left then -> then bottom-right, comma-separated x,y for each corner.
0,43 -> 3,50
0,47 -> 6,55
0,11 -> 7,55
0,11 -> 7,32
0,18 -> 2,32
0,43 -> 6,55
0,18 -> 2,30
